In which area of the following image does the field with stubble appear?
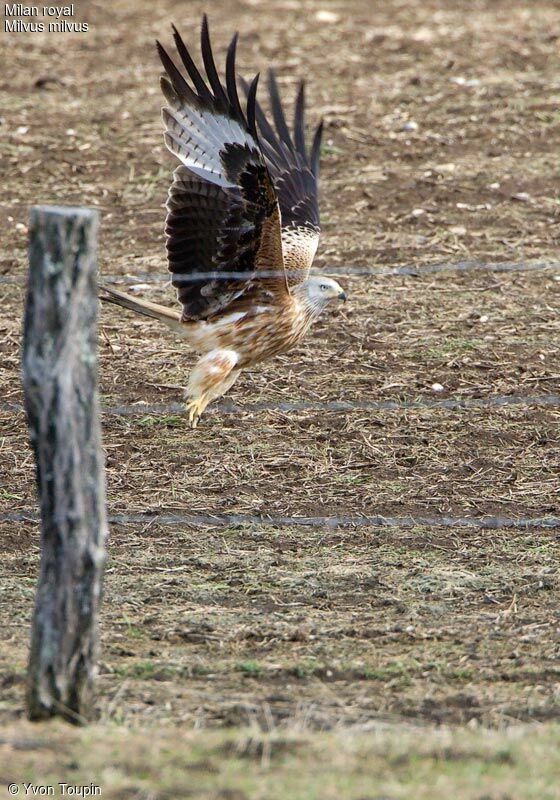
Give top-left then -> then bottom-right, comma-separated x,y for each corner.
1,0 -> 559,797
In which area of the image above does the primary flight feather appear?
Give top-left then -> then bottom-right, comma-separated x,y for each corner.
100,15 -> 346,427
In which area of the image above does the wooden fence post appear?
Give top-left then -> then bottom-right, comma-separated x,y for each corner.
22,206 -> 108,723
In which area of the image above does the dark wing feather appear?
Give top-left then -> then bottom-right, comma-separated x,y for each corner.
240,71 -> 323,285
158,17 -> 286,320
268,69 -> 295,153
310,119 -> 324,178
225,33 -> 245,122
293,82 -> 306,157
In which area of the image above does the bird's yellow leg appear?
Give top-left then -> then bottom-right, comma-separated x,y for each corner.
186,395 -> 208,428
185,350 -> 240,427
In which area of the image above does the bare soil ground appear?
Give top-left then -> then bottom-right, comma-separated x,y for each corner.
1,0 -> 560,796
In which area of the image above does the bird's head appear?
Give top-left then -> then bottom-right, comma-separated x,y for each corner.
299,275 -> 347,313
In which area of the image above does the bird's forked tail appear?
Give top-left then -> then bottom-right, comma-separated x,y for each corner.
98,285 -> 183,331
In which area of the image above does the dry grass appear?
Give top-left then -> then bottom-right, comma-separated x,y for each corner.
2,719 -> 560,799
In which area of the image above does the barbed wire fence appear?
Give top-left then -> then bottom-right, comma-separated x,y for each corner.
17,207 -> 560,725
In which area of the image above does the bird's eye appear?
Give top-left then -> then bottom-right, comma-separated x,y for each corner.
320,284 -> 329,291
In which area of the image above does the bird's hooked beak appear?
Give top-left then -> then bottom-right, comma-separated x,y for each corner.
338,290 -> 348,302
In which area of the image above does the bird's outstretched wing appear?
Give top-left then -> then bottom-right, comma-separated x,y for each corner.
158,17 -> 287,321
240,71 -> 323,286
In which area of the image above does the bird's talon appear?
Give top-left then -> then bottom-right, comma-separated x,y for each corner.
186,399 -> 203,428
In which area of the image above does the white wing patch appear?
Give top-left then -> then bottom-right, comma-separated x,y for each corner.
162,103 -> 258,189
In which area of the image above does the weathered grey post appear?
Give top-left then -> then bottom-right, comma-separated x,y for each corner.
22,206 -> 108,723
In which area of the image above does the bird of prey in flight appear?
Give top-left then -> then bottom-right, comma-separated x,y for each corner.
101,15 -> 346,427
